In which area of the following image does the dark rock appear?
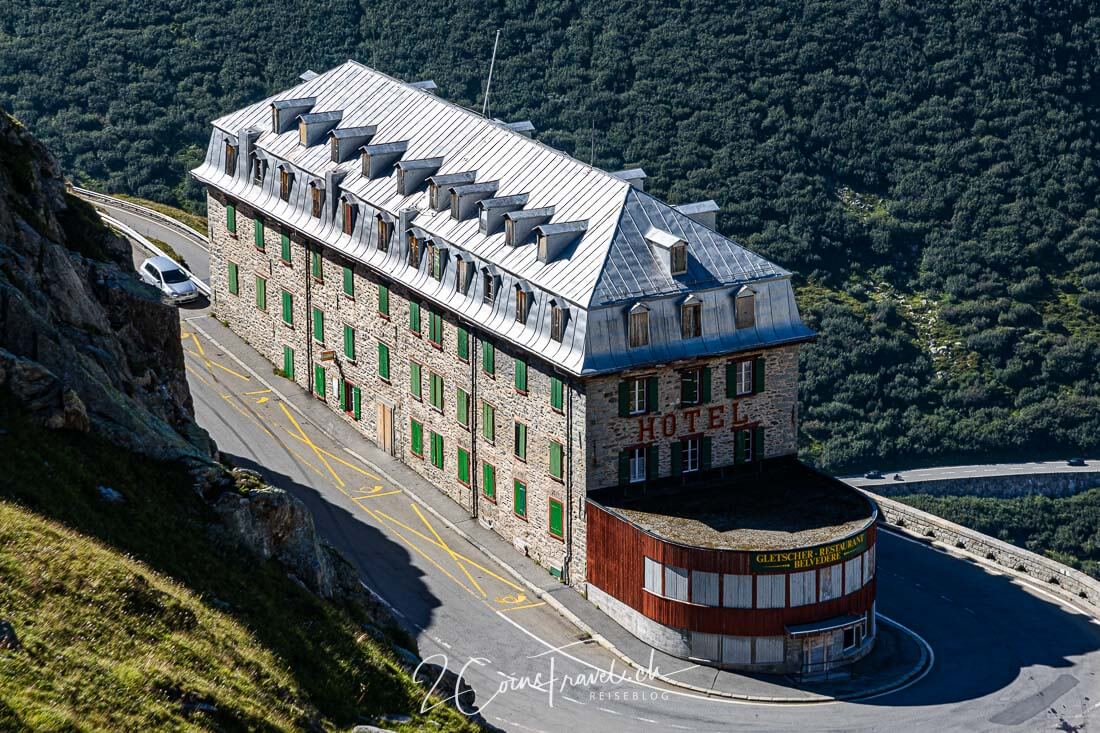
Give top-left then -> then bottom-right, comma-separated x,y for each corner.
0,620 -> 19,651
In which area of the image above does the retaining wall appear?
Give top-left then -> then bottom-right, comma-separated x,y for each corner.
853,471 -> 1100,499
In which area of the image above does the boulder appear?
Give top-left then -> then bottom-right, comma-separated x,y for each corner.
0,620 -> 19,651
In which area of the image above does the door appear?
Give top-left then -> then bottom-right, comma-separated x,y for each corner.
803,637 -> 827,675
377,402 -> 394,456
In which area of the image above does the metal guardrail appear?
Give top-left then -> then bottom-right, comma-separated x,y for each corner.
100,213 -> 211,298
71,186 -> 209,252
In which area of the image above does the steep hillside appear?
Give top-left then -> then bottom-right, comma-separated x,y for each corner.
2,1 -> 1099,469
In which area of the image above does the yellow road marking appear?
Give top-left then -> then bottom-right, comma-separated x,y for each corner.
279,402 -> 345,488
282,430 -> 381,480
497,601 -> 546,613
183,347 -> 252,381
218,394 -> 276,440
352,489 -> 402,501
413,503 -> 486,598
243,389 -> 272,395
373,508 -> 526,594
190,332 -> 206,357
184,363 -> 212,387
255,396 -> 270,404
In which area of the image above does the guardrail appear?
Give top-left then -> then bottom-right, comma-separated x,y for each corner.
70,186 -> 208,251
101,214 -> 211,298
867,490 -> 1100,613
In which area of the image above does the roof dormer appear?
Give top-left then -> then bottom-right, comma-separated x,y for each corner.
612,167 -> 647,190
478,193 -> 529,235
360,141 -> 408,179
504,206 -> 554,247
645,227 -> 688,276
449,181 -> 499,221
408,80 -> 439,93
427,171 -> 477,210
329,126 -> 376,163
536,221 -> 588,263
673,200 -> 720,229
297,111 -> 343,147
396,157 -> 445,196
270,97 -> 316,134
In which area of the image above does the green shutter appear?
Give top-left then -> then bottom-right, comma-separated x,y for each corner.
311,249 -> 322,279
344,325 -> 355,360
457,326 -> 469,360
725,362 -> 736,398
549,499 -> 564,539
701,366 -> 712,403
312,308 -> 324,343
410,362 -> 421,398
670,441 -> 682,477
514,422 -> 527,460
550,441 -> 563,479
255,276 -> 266,310
281,290 -> 293,325
338,379 -> 346,410
482,342 -> 495,375
457,389 -> 469,426
646,376 -> 658,413
550,376 -> 564,411
754,356 -> 766,394
515,359 -> 527,392
458,448 -> 470,484
410,419 -> 423,456
343,265 -> 354,297
282,346 -> 294,379
754,426 -> 765,461
227,261 -> 238,295
701,436 -> 713,470
618,450 -> 630,486
377,341 -> 390,380
409,302 -> 420,333
483,463 -> 496,499
482,402 -> 495,441
735,430 -> 745,464
514,480 -> 527,518
314,365 -> 326,398
646,445 -> 659,480
430,432 -> 444,469
352,386 -> 362,420
226,204 -> 236,233
429,373 -> 442,410
618,381 -> 630,417
280,233 -> 291,262
253,217 -> 264,248
378,284 -> 389,315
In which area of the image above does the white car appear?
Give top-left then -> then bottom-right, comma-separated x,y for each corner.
139,256 -> 199,304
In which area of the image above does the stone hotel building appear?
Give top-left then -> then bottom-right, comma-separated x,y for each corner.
193,62 -> 876,673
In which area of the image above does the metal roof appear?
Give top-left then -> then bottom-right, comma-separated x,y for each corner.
192,60 -> 811,375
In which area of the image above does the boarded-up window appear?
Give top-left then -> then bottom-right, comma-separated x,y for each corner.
629,306 -> 650,348
845,556 -> 863,595
789,570 -> 816,607
735,291 -> 755,328
690,632 -> 720,662
643,557 -> 662,594
722,574 -> 752,608
691,571 -> 719,607
664,565 -> 688,601
819,565 -> 842,601
756,575 -> 785,609
754,637 -> 785,664
864,546 -> 876,584
722,637 -> 752,666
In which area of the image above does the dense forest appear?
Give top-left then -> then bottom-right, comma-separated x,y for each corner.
2,0 -> 1099,471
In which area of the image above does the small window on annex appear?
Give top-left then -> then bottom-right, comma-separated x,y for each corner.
628,303 -> 649,348
735,287 -> 756,329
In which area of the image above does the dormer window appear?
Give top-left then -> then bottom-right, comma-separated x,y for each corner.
515,285 -> 530,325
455,257 -> 471,294
551,303 -> 567,342
629,303 -> 650,348
482,269 -> 495,306
342,199 -> 357,234
376,215 -> 391,252
428,243 -> 444,280
407,232 -> 421,268
279,167 -> 293,201
224,142 -> 237,176
735,287 -> 756,329
311,184 -> 324,218
298,120 -> 307,146
671,243 -> 688,275
681,295 -> 702,339
252,156 -> 267,186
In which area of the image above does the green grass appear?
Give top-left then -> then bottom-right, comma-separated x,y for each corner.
111,193 -> 208,234
0,394 -> 477,732
147,236 -> 191,271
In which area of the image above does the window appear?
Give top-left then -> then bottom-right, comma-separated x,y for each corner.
457,326 -> 469,361
482,462 -> 496,501
409,302 -> 421,334
428,243 -> 443,280
629,305 -> 649,348
280,233 -> 291,263
482,270 -> 495,305
628,446 -> 646,483
377,341 -> 390,381
755,638 -> 785,664
410,419 -> 424,457
740,428 -> 754,463
618,376 -> 656,417
224,141 -> 237,175
482,341 -> 495,376
343,324 -> 355,360
350,385 -> 362,420
456,258 -> 470,294
629,378 -> 646,415
549,440 -> 564,480
722,574 -> 752,608
514,358 -> 527,393
281,290 -> 293,325
670,243 -> 687,275
843,623 -> 864,651
548,498 -> 564,539
282,345 -> 295,380
255,275 -> 266,311
551,304 -> 565,342
226,204 -> 236,234
680,367 -> 710,406
253,217 -> 265,249
430,431 -> 444,470
428,311 -> 443,347
663,565 -> 688,601
513,480 -> 527,519
377,215 -> 392,251
279,167 -> 293,201
407,232 -> 420,268
681,302 -> 701,339
845,556 -> 864,595
482,402 -> 495,442
409,361 -> 422,400
457,447 -> 470,485
378,284 -> 389,317
313,364 -> 326,398
342,199 -> 356,233
682,437 -> 700,473
312,307 -> 324,344
735,290 -> 755,329
513,421 -> 527,461
343,265 -> 354,298
789,570 -> 816,607
515,287 -> 528,324
756,575 -> 785,609
735,360 -> 753,396
252,157 -> 267,185
456,388 -> 470,427
311,249 -> 323,281
864,546 -> 876,584
644,557 -> 662,594
429,372 -> 444,411
312,185 -> 324,218
550,376 -> 564,412
722,637 -> 752,666
691,571 -> 719,607
819,565 -> 841,602
227,261 -> 239,295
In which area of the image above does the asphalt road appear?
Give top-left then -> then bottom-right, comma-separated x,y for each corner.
846,461 -> 1098,488
112,198 -> 1100,731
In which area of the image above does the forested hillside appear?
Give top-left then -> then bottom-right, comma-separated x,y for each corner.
3,0 -> 1099,470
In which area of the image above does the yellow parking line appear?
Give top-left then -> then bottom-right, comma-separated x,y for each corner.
279,402 -> 345,489
243,389 -> 272,395
352,489 -> 402,501
190,332 -> 206,357
282,430 -> 381,480
218,393 -> 276,439
497,601 -> 546,613
413,503 -> 486,598
183,347 -> 252,381
184,363 -> 212,387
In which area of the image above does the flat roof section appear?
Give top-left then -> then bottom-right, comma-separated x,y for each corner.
590,458 -> 875,551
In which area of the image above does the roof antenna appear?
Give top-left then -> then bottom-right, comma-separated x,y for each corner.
590,118 -> 596,165
482,29 -> 501,117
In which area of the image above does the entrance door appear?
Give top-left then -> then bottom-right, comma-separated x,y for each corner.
803,637 -> 827,675
377,402 -> 394,456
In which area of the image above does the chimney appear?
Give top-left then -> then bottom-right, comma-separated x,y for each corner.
299,70 -> 319,81
426,171 -> 477,210
360,141 -> 409,179
324,170 -> 347,218
409,80 -> 439,94
504,206 -> 555,246
478,193 -> 529,235
500,120 -> 536,138
238,127 -> 262,177
398,207 -> 418,240
674,200 -> 720,229
329,126 -> 376,163
535,221 -> 587,263
270,97 -> 316,134
449,181 -> 500,221
297,111 -> 343,146
612,167 -> 647,190
396,157 -> 445,195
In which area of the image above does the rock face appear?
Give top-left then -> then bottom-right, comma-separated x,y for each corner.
0,111 -> 209,461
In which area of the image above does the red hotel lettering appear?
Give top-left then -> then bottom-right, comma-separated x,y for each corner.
729,400 -> 750,430
637,416 -> 656,442
661,413 -> 676,437
684,408 -> 701,433
707,405 -> 725,430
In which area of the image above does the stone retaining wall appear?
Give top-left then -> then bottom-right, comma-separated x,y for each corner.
853,471 -> 1100,498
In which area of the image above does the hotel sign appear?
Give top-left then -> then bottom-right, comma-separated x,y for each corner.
750,532 -> 867,572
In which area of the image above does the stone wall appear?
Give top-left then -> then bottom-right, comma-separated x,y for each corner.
851,471 -> 1100,499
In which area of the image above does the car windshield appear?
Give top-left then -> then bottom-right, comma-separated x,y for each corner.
161,268 -> 189,284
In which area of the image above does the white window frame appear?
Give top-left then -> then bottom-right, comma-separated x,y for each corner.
629,446 -> 646,484
681,368 -> 701,405
743,428 -> 754,462
736,359 -> 753,396
682,436 -> 700,473
629,378 -> 646,415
